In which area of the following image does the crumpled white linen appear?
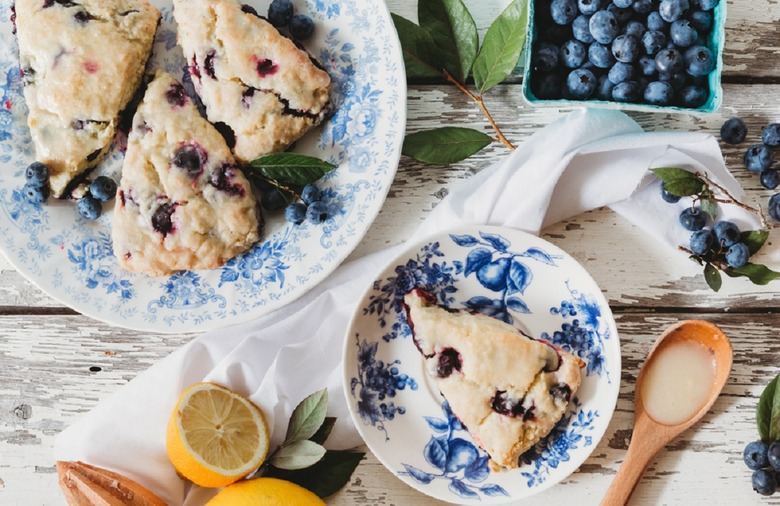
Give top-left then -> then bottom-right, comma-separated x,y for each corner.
53,108 -> 758,505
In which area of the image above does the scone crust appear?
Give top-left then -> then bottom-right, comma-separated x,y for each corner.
112,70 -> 261,276
16,0 -> 161,197
404,288 -> 584,470
172,0 -> 331,163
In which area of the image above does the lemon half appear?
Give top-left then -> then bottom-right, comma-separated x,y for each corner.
166,382 -> 269,488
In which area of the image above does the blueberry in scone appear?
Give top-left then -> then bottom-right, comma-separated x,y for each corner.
15,0 -> 161,198
402,288 -> 585,470
112,70 -> 262,276
172,0 -> 332,163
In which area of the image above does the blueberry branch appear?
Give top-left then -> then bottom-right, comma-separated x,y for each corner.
695,171 -> 768,227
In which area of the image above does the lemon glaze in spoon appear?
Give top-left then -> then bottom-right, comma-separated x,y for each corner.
601,320 -> 733,506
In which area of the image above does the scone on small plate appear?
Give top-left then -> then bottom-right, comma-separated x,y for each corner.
172,0 -> 332,163
15,0 -> 160,198
112,70 -> 261,276
402,287 -> 585,470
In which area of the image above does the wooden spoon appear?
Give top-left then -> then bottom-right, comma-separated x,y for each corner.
601,320 -> 732,506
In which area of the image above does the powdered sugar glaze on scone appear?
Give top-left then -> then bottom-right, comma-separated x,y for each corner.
112,70 -> 261,276
403,288 -> 584,470
172,0 -> 331,163
15,0 -> 160,197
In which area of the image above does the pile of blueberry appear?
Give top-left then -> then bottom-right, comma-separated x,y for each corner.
530,0 -> 719,108
744,440 -> 780,496
719,118 -> 780,221
266,0 -> 314,41
21,161 -> 118,221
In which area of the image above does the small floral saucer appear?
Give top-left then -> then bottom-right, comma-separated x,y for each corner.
343,225 -> 620,504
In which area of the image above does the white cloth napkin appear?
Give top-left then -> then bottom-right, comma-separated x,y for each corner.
53,108 -> 759,505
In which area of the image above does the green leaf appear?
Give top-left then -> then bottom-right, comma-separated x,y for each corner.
270,440 -> 327,470
741,230 -> 770,256
403,127 -> 492,164
772,379 -> 780,441
285,389 -> 328,445
309,417 -> 337,445
265,450 -> 366,498
703,263 -> 722,292
418,0 -> 479,81
725,263 -> 780,285
758,375 -> 777,441
391,14 -> 443,78
700,198 -> 719,222
651,167 -> 705,196
472,0 -> 528,93
247,153 -> 337,186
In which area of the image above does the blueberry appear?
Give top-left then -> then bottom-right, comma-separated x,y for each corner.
753,469 -> 777,496
436,348 -> 462,378
644,80 -> 675,105
679,206 -> 706,231
566,68 -> 597,99
670,19 -> 698,47
578,0 -> 604,15
613,0 -> 634,7
725,242 -> 749,268
289,14 -> 314,40
689,10 -> 713,32
267,0 -> 293,27
612,80 -> 641,102
720,118 -> 747,145
77,194 -> 102,221
769,441 -> 780,472
306,200 -> 329,223
684,45 -> 715,76
677,85 -> 708,108
744,144 -> 775,173
762,169 -> 780,190
659,0 -> 690,22
689,229 -> 714,255
151,203 -> 177,236
589,10 -> 620,44
301,183 -> 322,205
532,72 -> 564,99
608,62 -> 636,84
491,390 -> 525,417
572,15 -> 594,43
655,48 -> 685,74
596,75 -> 616,100
588,42 -> 616,68
25,161 -> 49,188
623,20 -> 646,40
745,441 -> 771,470
89,176 -> 117,202
606,3 -> 633,24
284,202 -> 307,225
697,0 -> 719,10
647,12 -> 669,32
638,55 -> 657,76
659,71 -> 688,91
533,42 -> 560,72
632,0 -> 655,14
22,181 -> 49,204
763,123 -> 780,148
770,193 -> 780,223
612,35 -> 640,63
713,221 -> 740,248
642,31 -> 667,56
261,189 -> 287,211
561,39 -> 587,68
660,182 -> 681,203
551,0 -> 579,24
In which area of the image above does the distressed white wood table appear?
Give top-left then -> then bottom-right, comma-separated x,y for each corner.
3,0 -> 780,504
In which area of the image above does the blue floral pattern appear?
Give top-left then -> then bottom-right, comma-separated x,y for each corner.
0,0 -> 404,331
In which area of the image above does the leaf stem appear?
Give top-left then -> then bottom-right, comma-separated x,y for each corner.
441,70 -> 515,151
695,171 -> 768,227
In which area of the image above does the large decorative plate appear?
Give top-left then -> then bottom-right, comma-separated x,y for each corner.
343,225 -> 620,504
0,0 -> 404,332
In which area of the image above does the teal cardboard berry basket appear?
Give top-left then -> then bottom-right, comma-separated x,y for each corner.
521,0 -> 726,113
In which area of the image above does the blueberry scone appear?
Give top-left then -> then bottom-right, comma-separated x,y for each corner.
112,70 -> 261,276
15,0 -> 160,198
172,0 -> 331,163
402,288 -> 585,470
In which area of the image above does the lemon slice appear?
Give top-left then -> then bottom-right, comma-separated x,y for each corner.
205,477 -> 325,506
166,382 -> 269,488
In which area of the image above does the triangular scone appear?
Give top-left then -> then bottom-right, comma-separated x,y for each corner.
112,70 -> 261,276
403,288 -> 584,470
15,0 -> 160,197
172,0 -> 331,163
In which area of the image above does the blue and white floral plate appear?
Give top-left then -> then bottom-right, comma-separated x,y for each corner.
343,225 -> 620,504
0,0 -> 404,332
